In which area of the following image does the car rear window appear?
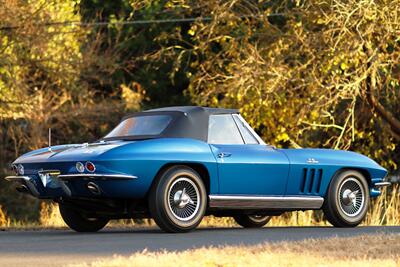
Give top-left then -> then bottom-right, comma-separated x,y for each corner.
104,115 -> 172,138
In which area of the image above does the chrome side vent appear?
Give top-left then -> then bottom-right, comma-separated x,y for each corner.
300,168 -> 323,194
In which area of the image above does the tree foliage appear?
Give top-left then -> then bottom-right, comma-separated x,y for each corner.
174,0 -> 400,169
0,0 -> 143,219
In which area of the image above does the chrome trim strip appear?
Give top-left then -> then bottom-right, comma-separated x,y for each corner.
209,195 -> 324,209
58,173 -> 138,180
374,182 -> 391,188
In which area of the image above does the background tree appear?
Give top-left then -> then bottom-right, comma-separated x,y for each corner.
0,0 -> 398,222
180,0 -> 400,169
0,0 -> 143,220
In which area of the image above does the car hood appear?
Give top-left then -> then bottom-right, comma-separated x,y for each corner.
14,141 -> 131,164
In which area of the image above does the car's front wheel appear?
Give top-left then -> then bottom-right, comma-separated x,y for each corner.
148,165 -> 207,233
323,170 -> 369,227
234,215 -> 271,228
59,204 -> 109,232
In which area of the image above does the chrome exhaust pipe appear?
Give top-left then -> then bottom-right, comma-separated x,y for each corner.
16,185 -> 29,194
87,182 -> 101,195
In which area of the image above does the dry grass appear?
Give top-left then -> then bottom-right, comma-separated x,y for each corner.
365,185 -> 400,225
0,205 -> 11,227
70,234 -> 400,267
39,202 -> 66,227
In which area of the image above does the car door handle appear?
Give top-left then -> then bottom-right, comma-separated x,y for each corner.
218,152 -> 232,158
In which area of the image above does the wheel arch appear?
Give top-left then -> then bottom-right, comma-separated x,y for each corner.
321,167 -> 372,198
149,162 -> 211,195
333,167 -> 372,186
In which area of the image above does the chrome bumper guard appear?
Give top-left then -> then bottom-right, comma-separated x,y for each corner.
57,174 -> 137,197
5,173 -> 137,198
5,176 -> 40,197
374,181 -> 391,188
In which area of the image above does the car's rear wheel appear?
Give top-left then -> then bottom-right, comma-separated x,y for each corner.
323,170 -> 369,227
59,204 -> 109,232
234,215 -> 271,228
148,165 -> 207,233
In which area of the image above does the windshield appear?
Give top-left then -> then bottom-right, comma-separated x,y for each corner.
104,115 -> 172,139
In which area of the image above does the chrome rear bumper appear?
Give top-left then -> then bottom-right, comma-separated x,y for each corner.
5,172 -> 138,198
374,181 -> 391,188
5,176 -> 40,197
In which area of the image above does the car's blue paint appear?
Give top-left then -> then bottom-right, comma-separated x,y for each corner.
370,188 -> 382,198
12,138 -> 387,201
282,148 -> 387,197
13,138 -> 219,198
210,144 -> 290,195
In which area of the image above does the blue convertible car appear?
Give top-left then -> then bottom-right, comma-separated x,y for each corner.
5,106 -> 390,232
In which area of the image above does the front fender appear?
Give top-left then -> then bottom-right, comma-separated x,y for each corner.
282,148 -> 387,197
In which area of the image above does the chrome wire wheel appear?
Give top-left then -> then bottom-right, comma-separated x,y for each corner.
338,177 -> 365,217
167,177 -> 200,222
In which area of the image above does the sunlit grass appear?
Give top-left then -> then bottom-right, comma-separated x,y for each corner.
69,234 -> 400,267
0,205 -> 10,227
365,185 -> 400,226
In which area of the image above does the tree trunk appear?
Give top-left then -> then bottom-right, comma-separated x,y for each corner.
365,49 -> 400,140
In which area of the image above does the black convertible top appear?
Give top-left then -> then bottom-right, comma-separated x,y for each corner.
105,106 -> 239,142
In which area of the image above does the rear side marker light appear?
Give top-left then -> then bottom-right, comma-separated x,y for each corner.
85,162 -> 96,172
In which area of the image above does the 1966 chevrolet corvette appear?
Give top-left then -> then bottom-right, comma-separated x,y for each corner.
5,106 -> 390,232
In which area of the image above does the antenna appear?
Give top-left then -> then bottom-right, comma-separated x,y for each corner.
48,128 -> 52,152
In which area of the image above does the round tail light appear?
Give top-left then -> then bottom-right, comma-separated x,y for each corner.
85,162 -> 96,172
76,162 -> 85,173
